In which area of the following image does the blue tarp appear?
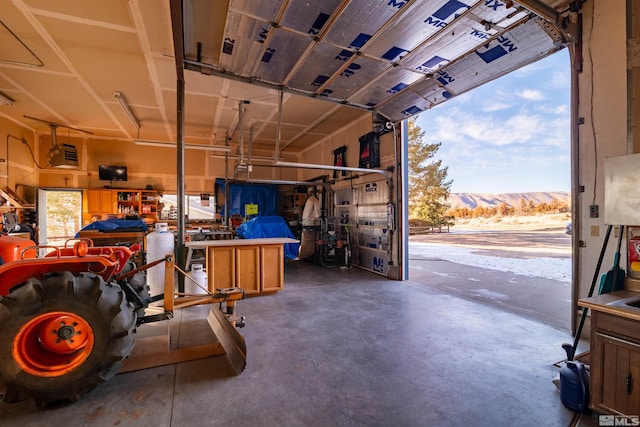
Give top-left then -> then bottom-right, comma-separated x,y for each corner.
216,179 -> 278,218
235,216 -> 299,259
75,218 -> 148,237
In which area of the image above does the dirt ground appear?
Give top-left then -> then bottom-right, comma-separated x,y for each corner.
410,214 -> 572,259
410,229 -> 571,259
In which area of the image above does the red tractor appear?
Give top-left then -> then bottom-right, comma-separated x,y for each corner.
0,234 -> 245,407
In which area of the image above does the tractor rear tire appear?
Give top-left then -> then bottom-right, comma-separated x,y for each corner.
0,271 -> 136,407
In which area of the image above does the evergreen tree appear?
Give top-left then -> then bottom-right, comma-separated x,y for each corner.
408,117 -> 453,227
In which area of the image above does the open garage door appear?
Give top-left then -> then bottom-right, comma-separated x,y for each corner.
183,0 -> 569,124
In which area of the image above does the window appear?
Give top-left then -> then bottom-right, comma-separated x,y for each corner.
158,194 -> 216,221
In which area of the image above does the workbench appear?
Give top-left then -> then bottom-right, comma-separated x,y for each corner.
191,238 -> 299,296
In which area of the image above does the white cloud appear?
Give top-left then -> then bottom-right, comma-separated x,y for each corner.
481,101 -> 512,112
536,104 -> 569,115
517,89 -> 545,101
548,68 -> 571,90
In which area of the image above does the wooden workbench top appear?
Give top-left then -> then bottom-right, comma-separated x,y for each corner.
579,289 -> 640,322
185,238 -> 299,247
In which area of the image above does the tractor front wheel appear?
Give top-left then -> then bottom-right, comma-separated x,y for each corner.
0,271 -> 136,406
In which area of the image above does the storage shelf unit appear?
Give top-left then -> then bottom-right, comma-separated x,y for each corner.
83,189 -> 158,225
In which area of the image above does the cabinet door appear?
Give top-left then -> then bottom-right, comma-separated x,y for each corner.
593,333 -> 640,414
235,245 -> 260,295
100,190 -> 115,212
86,190 -> 115,213
261,244 -> 284,292
207,246 -> 235,290
86,190 -> 102,212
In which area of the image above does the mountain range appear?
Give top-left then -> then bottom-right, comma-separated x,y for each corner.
446,191 -> 570,210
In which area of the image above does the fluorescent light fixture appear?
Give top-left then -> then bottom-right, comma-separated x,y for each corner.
114,91 -> 140,129
0,91 -> 14,106
134,139 -> 232,152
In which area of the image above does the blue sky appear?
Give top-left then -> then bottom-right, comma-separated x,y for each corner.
414,48 -> 570,194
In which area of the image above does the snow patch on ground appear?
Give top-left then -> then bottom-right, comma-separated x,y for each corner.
410,242 -> 571,283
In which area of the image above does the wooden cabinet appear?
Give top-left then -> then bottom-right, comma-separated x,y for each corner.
590,311 -> 640,415
83,189 -> 157,225
205,239 -> 291,296
84,189 -> 116,223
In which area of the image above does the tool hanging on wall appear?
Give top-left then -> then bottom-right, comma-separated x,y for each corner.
332,145 -> 347,178
598,225 -> 626,294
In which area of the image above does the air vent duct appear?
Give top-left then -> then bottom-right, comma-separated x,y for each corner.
47,124 -> 78,169
49,143 -> 79,169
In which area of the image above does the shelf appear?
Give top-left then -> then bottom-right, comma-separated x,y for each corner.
84,188 -> 158,224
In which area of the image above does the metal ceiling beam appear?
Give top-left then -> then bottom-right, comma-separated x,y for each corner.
183,57 -> 376,113
231,178 -> 332,187
274,160 -> 391,190
274,90 -> 283,162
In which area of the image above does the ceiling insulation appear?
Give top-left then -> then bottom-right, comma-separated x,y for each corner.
0,0 -> 569,154
183,0 -> 568,122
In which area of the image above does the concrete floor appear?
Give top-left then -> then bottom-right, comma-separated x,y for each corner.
1,260 -> 593,427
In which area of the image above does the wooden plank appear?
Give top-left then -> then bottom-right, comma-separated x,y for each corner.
119,335 -> 225,373
207,307 -> 246,375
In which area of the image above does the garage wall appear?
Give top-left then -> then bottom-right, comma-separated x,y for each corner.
296,110 -> 402,279
633,0 -> 640,154
31,133 -> 297,194
297,112 -> 395,180
576,1 -> 628,312
0,117 -> 38,199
